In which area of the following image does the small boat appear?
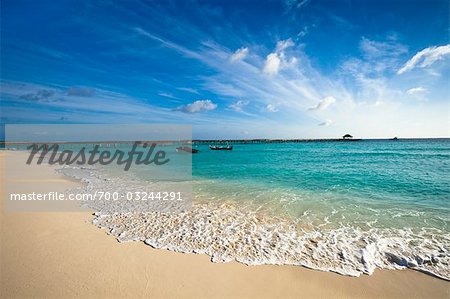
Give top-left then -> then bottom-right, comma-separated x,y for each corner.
391,137 -> 399,141
209,145 -> 233,150
176,146 -> 199,153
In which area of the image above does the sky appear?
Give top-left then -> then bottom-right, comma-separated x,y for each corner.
1,0 -> 449,139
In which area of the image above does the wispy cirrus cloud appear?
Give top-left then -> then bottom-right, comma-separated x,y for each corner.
1,81 -> 178,122
407,87 -> 427,95
229,100 -> 249,112
309,96 -> 336,111
6,25 -> 448,138
358,37 -> 408,74
158,92 -> 180,101
265,103 -> 278,112
318,119 -> 332,126
360,37 -> 408,60
297,26 -> 308,37
230,47 -> 249,62
67,86 -> 95,97
133,27 -> 202,60
285,0 -> 311,10
2,0 -> 448,138
397,44 -> 450,74
177,87 -> 199,94
20,89 -> 56,102
338,36 -> 409,107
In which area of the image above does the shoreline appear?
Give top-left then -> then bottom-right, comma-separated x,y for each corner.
1,150 -> 449,298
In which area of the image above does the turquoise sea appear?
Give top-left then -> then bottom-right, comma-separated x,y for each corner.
169,138 -> 449,279
192,139 -> 449,232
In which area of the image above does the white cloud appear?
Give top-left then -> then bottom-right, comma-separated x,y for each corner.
360,37 -> 407,59
355,37 -> 408,75
266,103 -> 278,112
134,27 -> 202,60
132,24 -> 448,138
1,81 -> 186,123
297,26 -> 308,37
318,120 -> 332,126
276,39 -> 294,52
177,87 -> 199,94
263,39 -> 295,75
288,57 -> 298,66
397,44 -> 450,74
407,87 -> 427,95
158,92 -> 179,100
229,100 -> 249,112
285,0 -> 311,10
340,37 -> 409,106
176,99 -> 217,113
309,96 -> 336,111
230,47 -> 249,62
372,100 -> 383,107
263,53 -> 281,75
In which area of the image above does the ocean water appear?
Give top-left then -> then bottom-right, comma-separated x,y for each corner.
192,139 -> 449,231
55,139 -> 450,280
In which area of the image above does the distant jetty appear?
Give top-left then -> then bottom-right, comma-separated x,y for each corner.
193,138 -> 362,145
1,137 -> 373,148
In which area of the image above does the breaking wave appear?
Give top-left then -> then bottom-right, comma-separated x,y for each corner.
58,165 -> 450,281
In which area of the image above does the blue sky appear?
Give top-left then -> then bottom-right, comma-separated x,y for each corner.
1,0 -> 449,139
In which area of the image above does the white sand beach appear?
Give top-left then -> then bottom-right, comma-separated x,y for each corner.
1,151 -> 449,298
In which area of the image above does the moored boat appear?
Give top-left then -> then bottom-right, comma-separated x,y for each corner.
176,146 -> 199,153
209,145 -> 233,150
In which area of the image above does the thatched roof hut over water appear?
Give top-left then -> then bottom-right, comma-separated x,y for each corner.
343,134 -> 353,139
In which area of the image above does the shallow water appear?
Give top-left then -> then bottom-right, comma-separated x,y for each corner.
192,139 -> 450,232
58,139 -> 450,280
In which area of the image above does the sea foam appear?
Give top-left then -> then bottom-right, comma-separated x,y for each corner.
58,165 -> 450,281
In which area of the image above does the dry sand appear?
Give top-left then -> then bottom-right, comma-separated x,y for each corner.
1,150 -> 449,298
